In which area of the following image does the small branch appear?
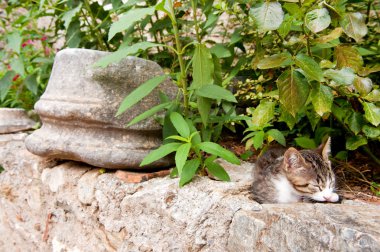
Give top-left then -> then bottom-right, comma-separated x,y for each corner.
42,213 -> 53,242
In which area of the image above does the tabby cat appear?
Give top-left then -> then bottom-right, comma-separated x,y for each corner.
251,137 -> 339,203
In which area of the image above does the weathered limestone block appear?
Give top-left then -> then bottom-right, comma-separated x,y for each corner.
25,48 -> 177,169
0,108 -> 36,134
1,134 -> 380,251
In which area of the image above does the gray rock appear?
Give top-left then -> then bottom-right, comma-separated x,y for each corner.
25,48 -> 177,169
0,108 -> 36,134
1,134 -> 380,251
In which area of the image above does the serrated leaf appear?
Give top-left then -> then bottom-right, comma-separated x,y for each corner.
323,67 -> 355,86
62,3 -> 82,29
140,142 -> 181,166
362,102 -> 380,127
311,83 -> 333,116
253,131 -> 265,150
313,27 -> 343,44
305,8 -> 331,33
295,137 -> 317,149
210,44 -> 231,58
108,7 -> 155,41
196,85 -> 237,103
346,135 -> 367,150
340,12 -> 368,43
257,52 -> 293,69
94,42 -> 162,67
306,109 -> 321,131
205,158 -> 230,182
295,54 -> 324,82
170,112 -> 190,138
277,69 -> 310,117
198,142 -> 240,165
6,32 -> 22,54
116,75 -> 167,116
362,125 -> 380,138
179,159 -> 200,187
363,90 -> 380,102
127,102 -> 171,127
267,129 -> 286,146
353,76 -> 372,96
175,143 -> 191,175
345,112 -> 364,135
250,100 -> 275,129
250,2 -> 284,32
24,74 -> 38,95
335,45 -> 363,73
0,71 -> 16,101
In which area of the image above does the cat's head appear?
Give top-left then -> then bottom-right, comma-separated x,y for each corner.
282,137 -> 339,202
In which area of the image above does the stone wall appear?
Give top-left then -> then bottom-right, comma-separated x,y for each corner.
1,132 -> 380,252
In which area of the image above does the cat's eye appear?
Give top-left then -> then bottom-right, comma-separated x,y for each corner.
295,184 -> 309,188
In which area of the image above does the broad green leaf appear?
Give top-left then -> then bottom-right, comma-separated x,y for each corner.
278,14 -> 293,38
277,69 -> 310,117
323,67 -> 355,86
156,0 -> 174,22
6,32 -> 22,54
267,129 -> 286,146
94,42 -> 162,67
205,158 -> 230,181
311,83 -> 333,116
340,12 -> 368,43
362,102 -> 380,127
353,77 -> 372,96
362,125 -> 380,138
295,54 -> 324,82
127,102 -> 171,127
229,29 -> 242,45
192,44 -> 214,89
140,142 -> 182,166
116,75 -> 167,116
65,20 -> 81,48
250,100 -> 275,129
204,13 -> 219,30
295,137 -> 317,149
0,71 -> 16,101
364,90 -> 380,102
313,27 -> 343,44
283,3 -> 302,19
170,112 -> 190,138
24,74 -> 38,95
210,44 -> 231,58
335,45 -> 363,73
10,58 -> 25,76
175,143 -> 191,175
306,109 -> 321,131
345,112 -> 364,135
179,159 -> 200,187
62,3 -> 82,29
305,8 -> 331,33
198,97 -> 212,127
346,135 -> 367,150
257,52 -> 293,69
198,142 -> 240,165
335,151 -> 348,161
250,2 -> 284,32
108,7 -> 156,41
279,107 -> 297,130
359,65 -> 380,76
253,131 -> 265,150
195,85 -> 237,103
212,55 -> 223,86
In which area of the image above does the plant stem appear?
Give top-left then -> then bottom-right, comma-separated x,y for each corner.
82,0 -> 109,51
366,0 -> 373,24
169,0 -> 189,115
191,0 -> 201,43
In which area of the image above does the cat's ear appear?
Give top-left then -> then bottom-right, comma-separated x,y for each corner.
283,147 -> 307,172
316,137 -> 331,162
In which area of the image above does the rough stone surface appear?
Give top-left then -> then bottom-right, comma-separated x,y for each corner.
1,133 -> 380,252
25,48 -> 177,169
115,169 -> 171,183
0,108 -> 36,134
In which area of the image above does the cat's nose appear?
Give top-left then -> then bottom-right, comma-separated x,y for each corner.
323,196 -> 331,201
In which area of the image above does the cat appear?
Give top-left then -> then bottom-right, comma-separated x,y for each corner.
251,137 -> 339,204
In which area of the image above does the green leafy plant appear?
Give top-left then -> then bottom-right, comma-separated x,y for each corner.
94,0 -> 244,185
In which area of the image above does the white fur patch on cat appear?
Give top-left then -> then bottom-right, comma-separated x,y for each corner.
272,175 -> 300,203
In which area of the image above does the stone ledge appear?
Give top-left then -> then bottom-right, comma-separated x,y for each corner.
0,133 -> 379,251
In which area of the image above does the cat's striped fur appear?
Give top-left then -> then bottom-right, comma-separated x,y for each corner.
251,138 -> 339,204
